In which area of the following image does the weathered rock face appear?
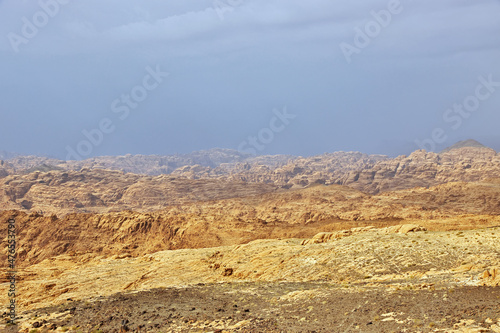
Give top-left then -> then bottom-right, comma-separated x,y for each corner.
0,166 -> 10,179
0,145 -> 499,324
341,147 -> 500,193
2,222 -> 499,315
300,224 -> 427,245
1,142 -> 499,329
0,168 -> 278,214
3,156 -> 62,172
3,144 -> 499,194
2,161 -> 500,218
1,146 -> 500,217
169,147 -> 500,194
172,151 -> 389,188
2,180 -> 500,272
61,148 -> 258,175
481,267 -> 500,286
0,160 -> 15,179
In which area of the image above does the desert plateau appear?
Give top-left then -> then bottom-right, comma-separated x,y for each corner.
0,140 -> 499,332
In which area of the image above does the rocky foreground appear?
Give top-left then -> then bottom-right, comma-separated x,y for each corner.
2,142 -> 500,196
3,283 -> 500,333
1,223 -> 500,332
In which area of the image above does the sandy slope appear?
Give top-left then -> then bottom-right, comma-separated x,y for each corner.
1,224 -> 499,332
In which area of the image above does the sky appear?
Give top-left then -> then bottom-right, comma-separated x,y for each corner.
0,0 -> 499,160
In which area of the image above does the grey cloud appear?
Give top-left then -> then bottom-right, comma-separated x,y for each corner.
1,0 -> 499,158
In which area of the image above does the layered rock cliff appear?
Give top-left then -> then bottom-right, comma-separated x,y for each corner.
0,168 -> 278,214
2,142 -> 499,195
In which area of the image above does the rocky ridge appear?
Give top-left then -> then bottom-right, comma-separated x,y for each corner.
1,141 -> 500,332
2,143 -> 499,195
0,168 -> 278,214
441,139 -> 490,153
172,147 -> 500,194
2,180 -> 500,271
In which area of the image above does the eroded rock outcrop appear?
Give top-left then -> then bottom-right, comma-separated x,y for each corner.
3,143 -> 499,194
0,168 -> 278,214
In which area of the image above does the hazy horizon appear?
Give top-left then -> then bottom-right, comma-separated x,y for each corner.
0,138 -> 497,162
1,0 -> 500,159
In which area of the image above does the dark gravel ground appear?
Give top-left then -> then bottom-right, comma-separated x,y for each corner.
3,282 -> 500,332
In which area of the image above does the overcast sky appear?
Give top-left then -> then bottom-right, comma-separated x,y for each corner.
1,0 -> 499,159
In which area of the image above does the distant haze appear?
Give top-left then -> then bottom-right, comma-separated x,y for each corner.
1,0 -> 499,159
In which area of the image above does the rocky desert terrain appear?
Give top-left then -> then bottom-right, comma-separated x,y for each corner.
1,140 -> 500,332
2,140 -> 500,194
0,169 -> 279,215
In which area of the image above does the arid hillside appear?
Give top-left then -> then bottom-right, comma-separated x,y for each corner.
173,146 -> 500,194
0,148 -> 295,177
1,142 -> 498,195
0,168 -> 278,214
1,141 -> 500,332
2,180 -> 500,272
1,222 -> 499,332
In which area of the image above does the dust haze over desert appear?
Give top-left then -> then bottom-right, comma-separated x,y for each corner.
1,1 -> 500,332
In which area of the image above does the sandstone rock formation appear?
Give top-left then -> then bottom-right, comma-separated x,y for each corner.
342,147 -> 500,193
2,224 -> 499,316
0,160 -> 14,179
2,180 -> 500,274
2,141 -> 499,195
63,148 -> 258,175
1,142 -> 499,332
131,145 -> 500,194
300,224 -> 427,245
2,156 -> 61,173
172,151 -> 388,189
481,267 -> 500,286
0,168 -> 277,214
